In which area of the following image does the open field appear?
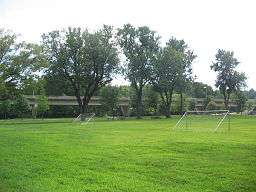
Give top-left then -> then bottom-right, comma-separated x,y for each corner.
0,116 -> 255,192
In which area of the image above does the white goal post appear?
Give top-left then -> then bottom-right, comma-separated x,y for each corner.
173,110 -> 230,132
73,113 -> 95,125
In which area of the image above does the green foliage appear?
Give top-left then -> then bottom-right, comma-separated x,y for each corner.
203,96 -> 213,110
188,98 -> 196,111
0,81 -> 13,100
117,24 -> 160,118
143,86 -> 159,115
151,37 -> 195,117
206,101 -> 218,110
36,95 -> 49,119
235,91 -> 247,113
118,86 -> 130,97
190,81 -> 214,98
42,26 -> 119,114
11,95 -> 29,118
214,90 -> 224,99
171,94 -> 188,114
44,105 -> 79,118
100,86 -> 119,117
211,49 -> 247,109
246,101 -> 255,111
0,99 -> 11,119
0,29 -> 47,100
44,73 -> 74,96
245,89 -> 256,99
35,83 -> 49,118
218,103 -> 226,110
21,78 -> 47,95
1,27 -> 253,119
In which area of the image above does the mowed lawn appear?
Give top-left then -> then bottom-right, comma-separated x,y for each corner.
0,116 -> 255,192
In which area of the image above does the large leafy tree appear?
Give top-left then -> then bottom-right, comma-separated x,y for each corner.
151,38 -> 195,118
117,24 -> 160,118
211,49 -> 247,109
151,47 -> 183,117
170,39 -> 195,114
42,26 -> 119,118
0,29 -> 46,100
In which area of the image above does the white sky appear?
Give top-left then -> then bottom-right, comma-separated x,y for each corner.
1,0 -> 256,89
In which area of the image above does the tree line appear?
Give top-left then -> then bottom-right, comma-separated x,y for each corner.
0,24 -> 252,119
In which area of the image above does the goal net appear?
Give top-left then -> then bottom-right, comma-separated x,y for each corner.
73,113 -> 95,125
173,110 -> 230,132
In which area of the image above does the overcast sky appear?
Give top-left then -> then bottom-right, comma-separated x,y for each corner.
1,0 -> 255,89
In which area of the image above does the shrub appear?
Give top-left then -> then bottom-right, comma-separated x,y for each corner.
11,95 -> 29,118
206,101 -> 218,110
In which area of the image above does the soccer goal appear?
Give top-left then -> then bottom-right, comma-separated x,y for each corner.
73,113 -> 95,125
173,110 -> 230,132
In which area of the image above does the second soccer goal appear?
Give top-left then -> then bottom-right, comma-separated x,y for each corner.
173,110 -> 230,132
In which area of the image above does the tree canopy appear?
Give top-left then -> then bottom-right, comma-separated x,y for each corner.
151,38 -> 195,117
211,49 -> 247,109
42,26 -> 119,117
0,26 -> 252,119
0,29 -> 46,100
117,24 -> 160,118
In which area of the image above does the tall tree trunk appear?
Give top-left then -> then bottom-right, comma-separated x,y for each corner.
136,88 -> 143,119
166,92 -> 173,118
222,90 -> 230,110
226,93 -> 230,110
165,102 -> 171,118
74,90 -> 83,115
112,106 -> 115,118
180,92 -> 183,115
81,97 -> 90,121
80,104 -> 85,121
224,100 -> 229,110
160,90 -> 173,118
223,94 -> 229,110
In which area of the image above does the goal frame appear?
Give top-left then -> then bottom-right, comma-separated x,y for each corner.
73,113 -> 95,125
173,110 -> 230,132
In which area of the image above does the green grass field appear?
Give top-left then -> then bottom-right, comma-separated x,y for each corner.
0,116 -> 255,192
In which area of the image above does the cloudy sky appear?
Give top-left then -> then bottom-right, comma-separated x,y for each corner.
1,0 -> 255,89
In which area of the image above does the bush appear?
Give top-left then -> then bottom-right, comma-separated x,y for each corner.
0,100 -> 11,119
206,101 -> 218,110
246,101 -> 255,111
203,96 -> 213,110
188,98 -> 196,111
11,95 -> 29,118
36,95 -> 49,119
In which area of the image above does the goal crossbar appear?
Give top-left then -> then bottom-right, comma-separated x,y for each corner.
186,110 -> 229,113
